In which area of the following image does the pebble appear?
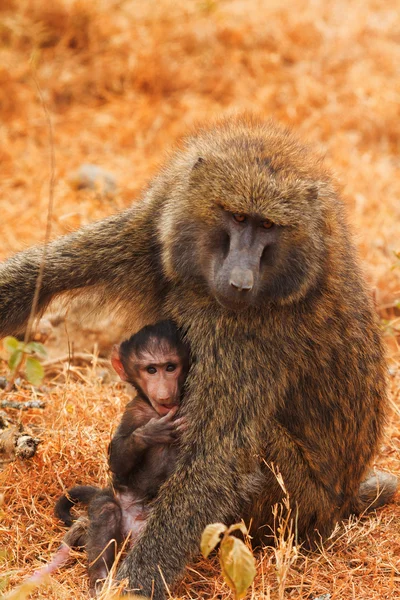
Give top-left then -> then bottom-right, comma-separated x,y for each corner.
68,163 -> 117,196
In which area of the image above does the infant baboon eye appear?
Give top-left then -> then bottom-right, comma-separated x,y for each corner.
233,213 -> 246,223
166,364 -> 176,372
262,219 -> 274,229
146,366 -> 157,374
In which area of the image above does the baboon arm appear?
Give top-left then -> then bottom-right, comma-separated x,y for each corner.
108,399 -> 151,476
116,450 -> 243,599
108,430 -> 148,476
0,208 -> 160,336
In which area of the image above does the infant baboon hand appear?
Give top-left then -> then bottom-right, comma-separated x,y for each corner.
174,416 -> 188,433
140,410 -> 181,445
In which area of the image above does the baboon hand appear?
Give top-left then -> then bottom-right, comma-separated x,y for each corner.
136,410 -> 181,445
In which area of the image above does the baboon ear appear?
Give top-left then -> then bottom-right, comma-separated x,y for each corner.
192,156 -> 205,170
304,180 -> 323,202
111,344 -> 128,381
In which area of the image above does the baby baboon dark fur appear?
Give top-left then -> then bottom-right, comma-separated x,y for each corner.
55,320 -> 188,594
0,117 -> 396,598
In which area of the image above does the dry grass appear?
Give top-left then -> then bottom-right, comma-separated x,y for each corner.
0,0 -> 399,598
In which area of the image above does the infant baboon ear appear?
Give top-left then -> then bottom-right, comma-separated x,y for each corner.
110,344 -> 127,381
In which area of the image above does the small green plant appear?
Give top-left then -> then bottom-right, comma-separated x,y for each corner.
2,336 -> 47,389
201,522 -> 256,600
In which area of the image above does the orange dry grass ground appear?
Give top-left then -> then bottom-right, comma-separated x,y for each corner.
0,0 -> 399,598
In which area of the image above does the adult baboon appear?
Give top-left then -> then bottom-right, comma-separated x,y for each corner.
0,118 -> 396,598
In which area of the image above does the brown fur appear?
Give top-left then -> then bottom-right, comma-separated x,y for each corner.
55,396 -> 182,595
55,323 -> 187,594
0,117 -> 396,598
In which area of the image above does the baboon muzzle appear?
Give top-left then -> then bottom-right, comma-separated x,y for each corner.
229,266 -> 254,291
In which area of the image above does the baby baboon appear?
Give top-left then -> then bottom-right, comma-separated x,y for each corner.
55,320 -> 189,594
0,117 -> 396,599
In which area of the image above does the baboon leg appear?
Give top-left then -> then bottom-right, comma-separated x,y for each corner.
247,422 -> 341,547
250,466 -> 397,548
87,491 -> 123,595
248,472 -> 338,548
63,515 -> 90,548
247,428 -> 398,548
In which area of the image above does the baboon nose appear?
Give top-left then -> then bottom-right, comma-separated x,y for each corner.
158,397 -> 171,404
230,267 -> 254,291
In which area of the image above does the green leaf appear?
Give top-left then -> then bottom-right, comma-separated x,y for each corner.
200,523 -> 227,558
25,357 -> 44,386
220,535 -> 256,600
25,342 -> 47,358
3,336 -> 20,355
8,350 -> 23,372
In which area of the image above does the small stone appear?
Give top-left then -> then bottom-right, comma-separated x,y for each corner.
97,369 -> 110,384
33,318 -> 53,343
68,164 -> 117,196
15,434 -> 41,459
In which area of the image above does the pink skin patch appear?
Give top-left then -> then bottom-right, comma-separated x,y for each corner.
14,543 -> 72,592
116,491 -> 151,543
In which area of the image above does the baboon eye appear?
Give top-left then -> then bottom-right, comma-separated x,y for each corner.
166,364 -> 176,372
262,219 -> 274,229
233,213 -> 246,223
146,366 -> 157,374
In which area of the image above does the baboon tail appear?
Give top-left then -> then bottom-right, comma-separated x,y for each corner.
55,485 -> 99,527
357,469 -> 397,513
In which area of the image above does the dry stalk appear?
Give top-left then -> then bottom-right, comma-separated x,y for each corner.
23,67 -> 56,346
0,67 -> 56,394
269,464 -> 299,600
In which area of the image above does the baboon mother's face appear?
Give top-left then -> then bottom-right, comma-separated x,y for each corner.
197,202 -> 324,311
203,207 -> 282,310
162,153 -> 327,311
